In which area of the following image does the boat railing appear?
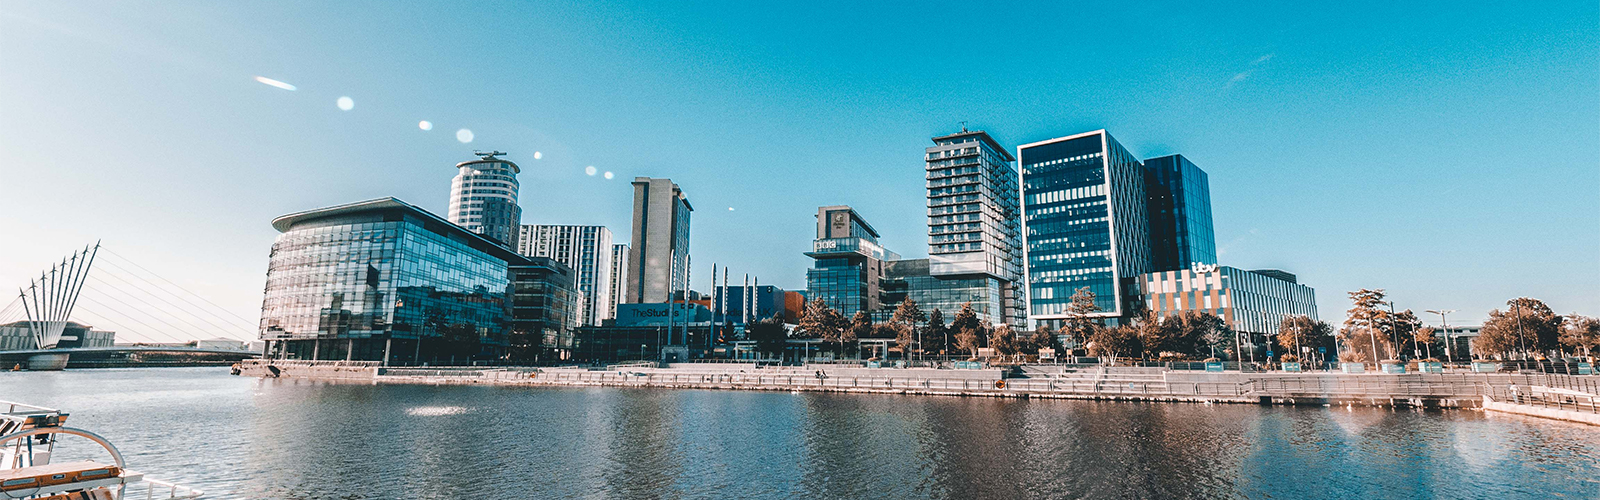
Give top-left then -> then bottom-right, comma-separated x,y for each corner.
126,475 -> 204,499
0,400 -> 59,415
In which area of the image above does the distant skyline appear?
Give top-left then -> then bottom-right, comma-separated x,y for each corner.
1,1 -> 1595,335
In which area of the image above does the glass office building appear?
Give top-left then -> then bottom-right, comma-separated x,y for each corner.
1019,130 -> 1153,322
509,257 -> 581,361
260,198 -> 518,364
805,206 -> 899,318
1138,266 -> 1318,358
876,259 -> 1007,325
1144,154 -> 1216,272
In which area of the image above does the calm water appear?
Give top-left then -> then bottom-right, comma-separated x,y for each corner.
2,368 -> 1597,499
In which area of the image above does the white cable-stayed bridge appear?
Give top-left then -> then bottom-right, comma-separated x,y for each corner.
1,243 -> 260,369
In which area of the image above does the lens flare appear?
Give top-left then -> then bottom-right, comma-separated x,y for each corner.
418,120 -> 433,131
533,151 -> 543,160
584,166 -> 597,176
456,129 -> 474,143
604,171 -> 614,179
336,96 -> 354,111
253,76 -> 296,91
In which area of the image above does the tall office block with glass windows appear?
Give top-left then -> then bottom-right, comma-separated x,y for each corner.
1144,154 -> 1216,272
924,129 -> 1024,326
517,224 -> 614,326
624,178 -> 692,304
1019,130 -> 1153,322
805,206 -> 899,318
509,257 -> 581,362
259,197 -> 518,364
447,151 -> 522,246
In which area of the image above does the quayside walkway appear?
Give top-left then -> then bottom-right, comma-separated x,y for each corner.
238,360 -> 1600,409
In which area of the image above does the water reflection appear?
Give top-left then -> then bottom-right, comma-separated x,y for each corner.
2,369 -> 1596,499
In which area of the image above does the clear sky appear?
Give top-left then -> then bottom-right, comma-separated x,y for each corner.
2,1 -> 1595,338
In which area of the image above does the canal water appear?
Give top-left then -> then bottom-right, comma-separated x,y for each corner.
3,368 -> 1597,499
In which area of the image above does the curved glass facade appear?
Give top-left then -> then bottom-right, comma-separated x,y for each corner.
448,158 -> 522,245
260,199 -> 515,363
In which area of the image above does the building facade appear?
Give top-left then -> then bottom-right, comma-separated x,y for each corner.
624,178 -> 692,304
575,303 -> 713,362
1143,154 -> 1217,272
447,152 -> 522,246
517,224 -> 614,326
1137,266 -> 1317,354
925,130 -> 1025,326
877,259 -> 1008,325
0,321 -> 114,351
711,285 -> 789,325
259,198 -> 518,364
608,243 -> 630,322
805,205 -> 899,319
1019,130 -> 1154,323
509,257 -> 581,361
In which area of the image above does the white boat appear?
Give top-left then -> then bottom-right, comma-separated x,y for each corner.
0,401 -> 201,499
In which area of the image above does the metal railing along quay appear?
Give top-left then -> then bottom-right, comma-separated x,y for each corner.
1484,383 -> 1600,414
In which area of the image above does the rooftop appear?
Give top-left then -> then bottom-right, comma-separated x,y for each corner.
270,197 -> 527,262
930,129 -> 1014,162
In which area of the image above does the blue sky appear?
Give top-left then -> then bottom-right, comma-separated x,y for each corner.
1,1 -> 1595,337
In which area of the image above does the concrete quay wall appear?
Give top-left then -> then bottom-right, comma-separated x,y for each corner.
239,359 -> 380,380
235,360 -> 1593,408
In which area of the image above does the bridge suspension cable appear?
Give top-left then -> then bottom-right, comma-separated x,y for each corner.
83,262 -> 255,340
64,308 -> 167,344
75,285 -> 216,343
0,296 -> 24,325
100,248 -> 259,328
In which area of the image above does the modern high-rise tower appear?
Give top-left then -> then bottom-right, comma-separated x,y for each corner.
1018,130 -> 1153,322
1143,154 -> 1217,272
607,243 -> 630,319
924,129 -> 1025,326
517,225 -> 615,326
624,178 -> 692,304
805,205 -> 899,318
447,151 -> 521,245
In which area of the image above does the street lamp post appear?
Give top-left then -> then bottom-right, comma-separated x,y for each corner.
1513,300 -> 1530,362
1368,319 -> 1381,368
1386,301 -> 1401,361
1426,309 -> 1456,363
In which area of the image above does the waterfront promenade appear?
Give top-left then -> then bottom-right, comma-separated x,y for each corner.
237,359 -> 1598,411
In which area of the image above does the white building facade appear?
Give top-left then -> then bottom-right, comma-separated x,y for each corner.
447,152 -> 522,246
608,243 -> 630,321
518,225 -> 615,326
